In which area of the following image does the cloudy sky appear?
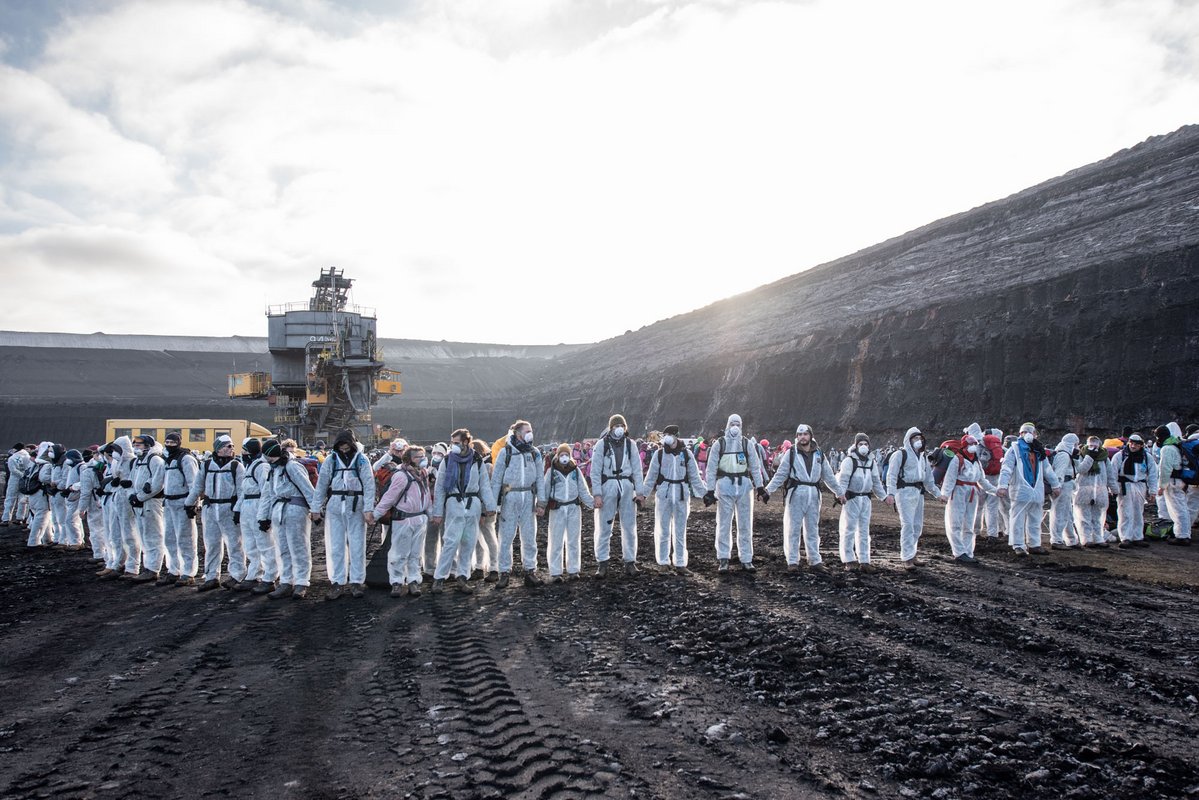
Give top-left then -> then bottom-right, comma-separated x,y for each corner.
1,0 -> 1197,344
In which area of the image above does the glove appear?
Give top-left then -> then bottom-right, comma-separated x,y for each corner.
233,511 -> 240,525
258,519 -> 271,532
120,480 -> 133,489
142,482 -> 151,494
756,487 -> 769,504
109,476 -> 121,487
703,491 -> 716,508
185,505 -> 197,519
129,496 -> 143,508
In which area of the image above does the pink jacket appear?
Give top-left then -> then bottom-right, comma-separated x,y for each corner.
373,467 -> 432,519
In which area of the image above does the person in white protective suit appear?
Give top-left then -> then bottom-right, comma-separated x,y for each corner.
238,438 -> 278,594
997,422 -> 1062,556
1155,422 -> 1193,546
26,442 -> 56,547
1185,424 -> 1199,540
765,423 -> 841,573
257,438 -> 317,599
97,438 -> 135,578
45,444 -> 70,545
469,440 -> 500,582
590,414 -> 647,578
1073,435 -> 1117,549
1107,433 -> 1158,549
706,414 -> 769,573
126,434 -> 167,581
2,443 -> 33,527
537,442 -> 596,582
313,428 -> 376,599
186,434 -> 245,590
1047,433 -> 1082,550
836,433 -> 886,572
368,445 -> 434,597
642,425 -> 706,575
433,429 -> 498,592
57,449 -> 86,549
157,431 -> 200,587
972,428 -> 1005,539
491,421 -> 542,587
938,426 -> 995,564
884,427 -> 939,570
77,448 -> 108,563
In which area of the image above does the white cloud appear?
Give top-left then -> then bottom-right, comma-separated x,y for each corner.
0,0 -> 1197,342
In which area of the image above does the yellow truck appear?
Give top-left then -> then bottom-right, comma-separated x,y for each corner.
105,419 -> 273,452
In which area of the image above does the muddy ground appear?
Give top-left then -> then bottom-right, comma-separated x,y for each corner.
1,499 -> 1197,800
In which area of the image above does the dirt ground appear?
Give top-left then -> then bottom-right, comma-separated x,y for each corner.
2,498 -> 1197,800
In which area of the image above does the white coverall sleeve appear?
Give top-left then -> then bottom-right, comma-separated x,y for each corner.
836,457 -> 854,497
359,456 -> 376,511
312,458 -> 333,514
871,463 -> 886,500
765,451 -> 789,494
185,461 -> 204,506
704,440 -> 721,488
643,451 -> 661,495
433,461 -> 448,516
1147,456 -> 1160,495
748,443 -> 764,490
822,455 -> 840,494
258,470 -> 275,522
577,470 -> 595,508
885,451 -> 901,496
997,449 -> 1015,491
940,455 -> 961,501
687,452 -> 707,496
589,441 -> 605,490
287,461 -> 317,511
480,463 -> 498,513
490,449 -> 508,502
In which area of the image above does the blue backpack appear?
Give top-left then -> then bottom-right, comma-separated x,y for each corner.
1174,440 -> 1199,485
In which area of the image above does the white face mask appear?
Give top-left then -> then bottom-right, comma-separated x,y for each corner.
432,456 -> 443,465
911,439 -> 923,452
612,426 -> 625,439
662,434 -> 676,447
558,455 -> 570,465
966,444 -> 979,454
728,426 -> 741,437
522,431 -> 534,444
857,444 -> 869,456
418,458 -> 429,469
1022,432 -> 1035,443
450,444 -> 463,456
133,447 -> 145,457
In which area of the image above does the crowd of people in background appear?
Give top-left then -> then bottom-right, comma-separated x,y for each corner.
2,414 -> 1195,600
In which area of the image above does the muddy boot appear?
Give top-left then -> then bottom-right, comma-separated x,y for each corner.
1028,546 -> 1050,555
496,572 -> 510,589
233,578 -> 256,592
741,561 -> 756,573
408,583 -> 422,597
549,574 -> 565,584
786,563 -> 800,573
624,561 -> 640,577
197,578 -> 221,592
175,576 -> 196,587
292,586 -> 308,600
471,568 -> 484,581
431,579 -> 445,594
859,563 -> 877,574
566,572 -> 581,581
675,566 -> 694,577
456,576 -> 475,594
132,570 -> 158,583
219,575 -> 238,589
268,583 -> 294,599
808,562 -> 828,574
1117,541 -> 1132,549
391,583 -> 407,597
523,571 -> 543,587
250,580 -> 273,594
96,567 -> 116,578
1050,543 -> 1070,551
326,583 -> 344,601
594,561 -> 609,579
484,571 -> 499,583
155,573 -> 178,586
350,583 -> 365,598
1167,537 -> 1192,546
717,559 -> 729,573
844,562 -> 859,572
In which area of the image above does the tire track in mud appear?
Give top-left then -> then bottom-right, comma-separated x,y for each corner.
406,596 -> 637,799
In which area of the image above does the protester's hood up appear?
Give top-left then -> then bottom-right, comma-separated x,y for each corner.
1056,433 -> 1079,453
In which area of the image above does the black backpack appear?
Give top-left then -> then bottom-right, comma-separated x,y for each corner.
18,464 -> 43,495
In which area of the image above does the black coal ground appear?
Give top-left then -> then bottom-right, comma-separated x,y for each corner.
1,500 -> 1197,800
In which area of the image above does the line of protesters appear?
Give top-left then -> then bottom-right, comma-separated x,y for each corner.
2,416 -> 1194,598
